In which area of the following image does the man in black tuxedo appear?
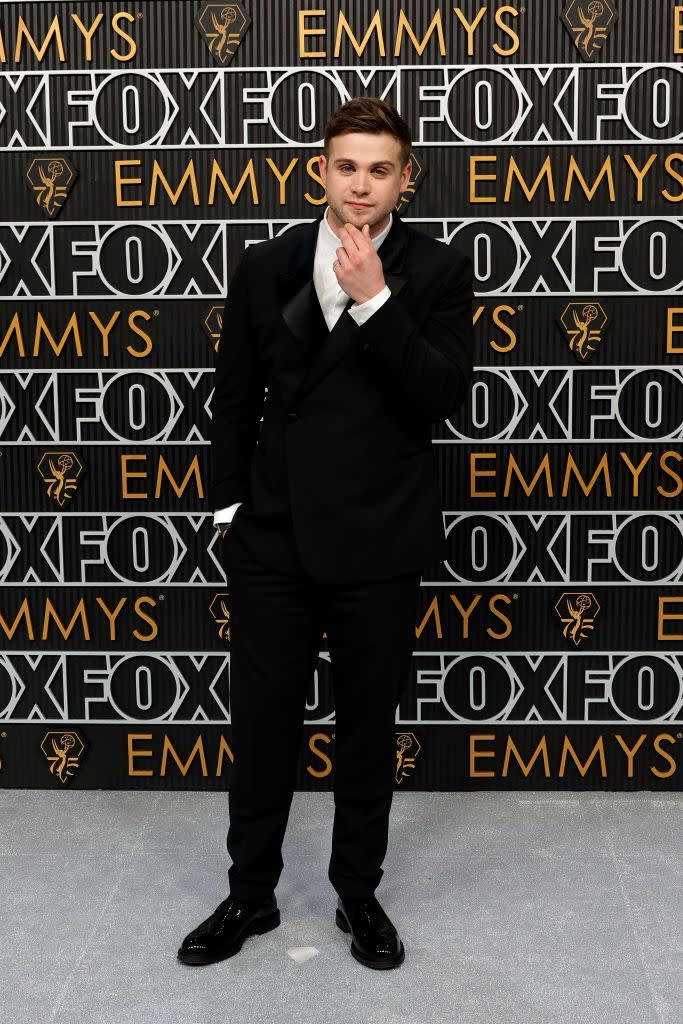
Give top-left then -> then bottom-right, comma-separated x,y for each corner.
178,98 -> 474,970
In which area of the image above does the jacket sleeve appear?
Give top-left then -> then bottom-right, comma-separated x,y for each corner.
351,252 -> 474,424
208,245 -> 265,510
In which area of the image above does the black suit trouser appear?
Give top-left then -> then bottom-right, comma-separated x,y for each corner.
220,526 -> 421,902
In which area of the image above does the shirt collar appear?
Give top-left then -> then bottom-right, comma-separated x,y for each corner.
319,205 -> 393,252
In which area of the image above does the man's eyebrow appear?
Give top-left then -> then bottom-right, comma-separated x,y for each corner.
333,158 -> 394,167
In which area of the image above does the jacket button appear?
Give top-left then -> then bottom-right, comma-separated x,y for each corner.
361,341 -> 369,352
287,411 -> 298,422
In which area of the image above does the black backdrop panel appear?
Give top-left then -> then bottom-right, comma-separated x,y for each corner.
1,0 -> 683,789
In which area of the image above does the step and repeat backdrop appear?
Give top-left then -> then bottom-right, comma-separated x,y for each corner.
1,0 -> 683,790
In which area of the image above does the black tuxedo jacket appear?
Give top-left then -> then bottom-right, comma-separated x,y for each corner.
208,209 -> 474,584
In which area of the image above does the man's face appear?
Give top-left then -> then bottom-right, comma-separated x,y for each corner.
318,132 -> 411,239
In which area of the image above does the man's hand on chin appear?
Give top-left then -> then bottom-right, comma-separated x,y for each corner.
333,222 -> 386,304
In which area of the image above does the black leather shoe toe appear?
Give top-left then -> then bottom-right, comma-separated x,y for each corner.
178,893 -> 280,965
335,895 -> 405,969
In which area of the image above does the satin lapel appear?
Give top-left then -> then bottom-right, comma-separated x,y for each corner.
275,209 -> 409,410
274,213 -> 325,409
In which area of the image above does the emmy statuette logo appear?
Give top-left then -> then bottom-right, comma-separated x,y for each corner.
203,305 -> 225,353
40,730 -> 87,784
561,1 -> 618,62
24,156 -> 78,218
554,592 -> 601,646
394,151 -> 426,215
395,732 -> 422,783
558,301 -> 608,361
36,450 -> 85,507
194,3 -> 251,65
210,592 -> 232,642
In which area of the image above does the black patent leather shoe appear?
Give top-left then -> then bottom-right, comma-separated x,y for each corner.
177,893 -> 280,965
335,895 -> 405,969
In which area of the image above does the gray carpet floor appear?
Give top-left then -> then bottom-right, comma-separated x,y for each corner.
0,789 -> 680,1024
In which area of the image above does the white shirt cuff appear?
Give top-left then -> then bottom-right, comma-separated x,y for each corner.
348,284 -> 391,326
213,502 -> 242,528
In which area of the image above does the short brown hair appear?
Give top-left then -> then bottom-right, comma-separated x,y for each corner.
323,97 -> 412,170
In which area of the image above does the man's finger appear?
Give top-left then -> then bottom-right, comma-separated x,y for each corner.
342,223 -> 368,252
343,223 -> 368,251
337,227 -> 356,258
335,244 -> 351,267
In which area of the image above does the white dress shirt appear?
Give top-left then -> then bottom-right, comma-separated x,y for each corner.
214,206 -> 393,528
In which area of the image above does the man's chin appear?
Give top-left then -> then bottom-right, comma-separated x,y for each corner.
329,203 -> 385,231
